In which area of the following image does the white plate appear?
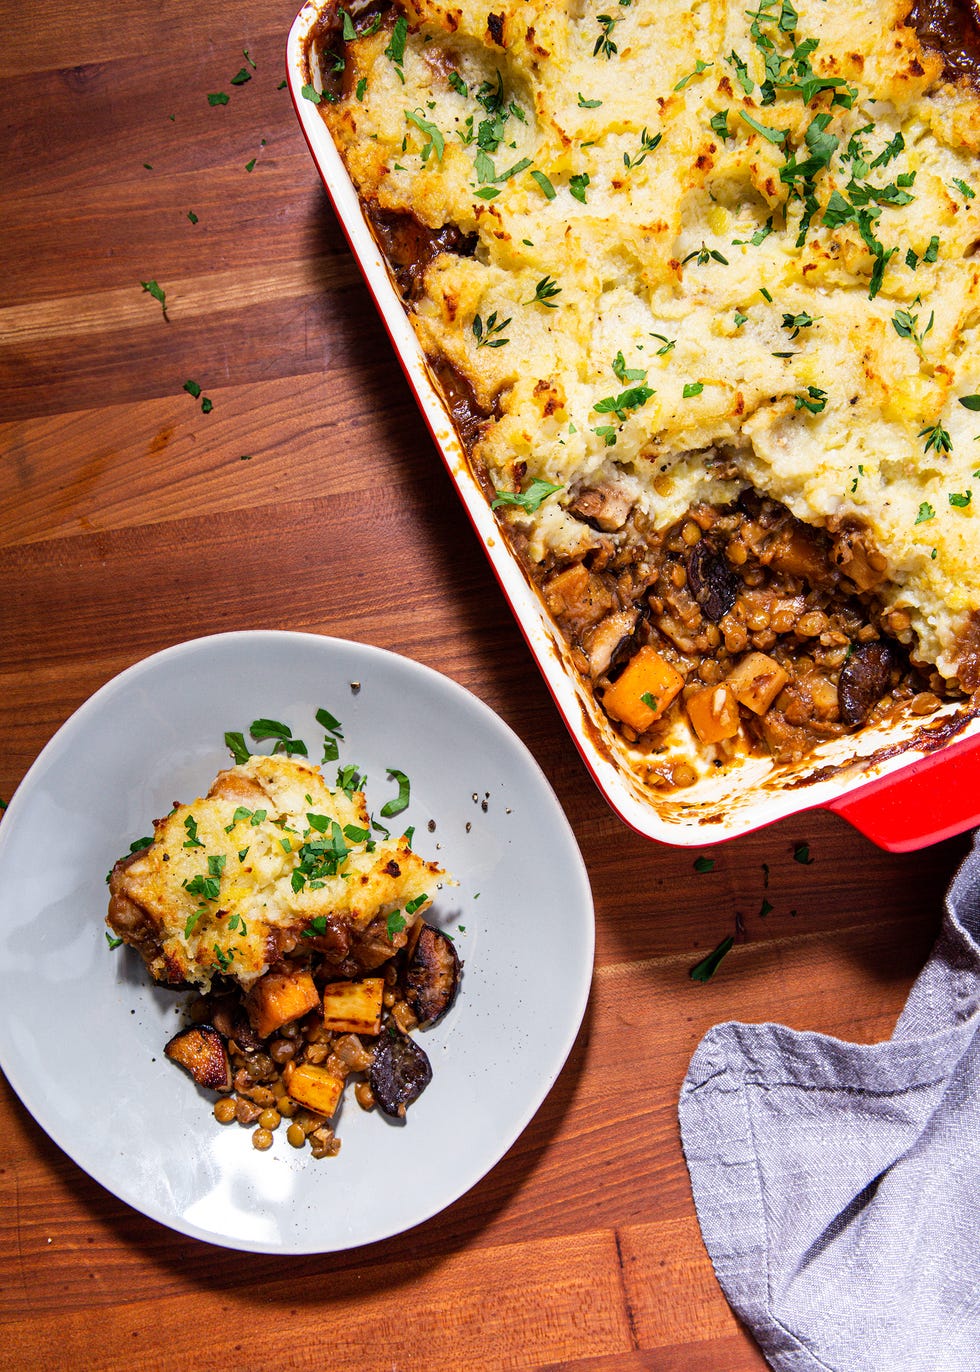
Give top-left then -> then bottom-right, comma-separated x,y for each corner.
0,631 -> 594,1254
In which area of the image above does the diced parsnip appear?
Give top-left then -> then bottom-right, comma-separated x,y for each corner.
724,652 -> 789,715
282,1061 -> 344,1118
686,683 -> 741,744
244,968 -> 320,1038
601,646 -> 685,732
320,978 -> 385,1036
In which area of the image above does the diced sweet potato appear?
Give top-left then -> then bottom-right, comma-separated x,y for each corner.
724,652 -> 789,715
282,1061 -> 344,1117
320,978 -> 384,1036
601,646 -> 685,732
244,968 -> 320,1038
164,1025 -> 232,1092
685,683 -> 741,744
768,525 -> 826,581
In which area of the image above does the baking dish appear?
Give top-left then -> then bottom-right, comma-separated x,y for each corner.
285,1 -> 980,851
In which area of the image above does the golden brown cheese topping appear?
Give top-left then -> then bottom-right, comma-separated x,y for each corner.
312,0 -> 980,768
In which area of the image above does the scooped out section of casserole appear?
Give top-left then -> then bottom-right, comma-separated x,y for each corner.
309,0 -> 980,779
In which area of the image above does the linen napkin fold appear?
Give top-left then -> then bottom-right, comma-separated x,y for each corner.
679,831 -> 980,1372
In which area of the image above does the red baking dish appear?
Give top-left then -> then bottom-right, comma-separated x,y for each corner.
285,2 -> 980,851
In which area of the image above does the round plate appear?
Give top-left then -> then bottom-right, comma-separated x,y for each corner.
0,631 -> 593,1254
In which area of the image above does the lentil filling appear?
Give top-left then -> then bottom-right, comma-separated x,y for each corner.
536,485 -> 951,772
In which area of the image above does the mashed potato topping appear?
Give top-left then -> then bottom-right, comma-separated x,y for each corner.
319,0 -> 980,692
108,755 -> 444,990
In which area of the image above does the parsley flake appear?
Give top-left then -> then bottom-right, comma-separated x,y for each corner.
491,478 -> 563,513
140,279 -> 169,320
380,769 -> 411,818
674,59 -> 712,91
569,172 -> 590,204
690,935 -> 734,982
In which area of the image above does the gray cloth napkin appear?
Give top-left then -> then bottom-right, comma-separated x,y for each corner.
679,831 -> 980,1372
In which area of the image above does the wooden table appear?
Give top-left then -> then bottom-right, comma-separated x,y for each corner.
0,4 -> 970,1367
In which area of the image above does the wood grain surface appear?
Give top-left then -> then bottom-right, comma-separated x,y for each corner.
0,4 -> 971,1368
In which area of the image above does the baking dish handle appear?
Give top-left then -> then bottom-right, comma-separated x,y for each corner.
826,732 -> 980,852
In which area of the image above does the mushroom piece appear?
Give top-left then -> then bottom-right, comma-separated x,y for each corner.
838,642 -> 896,725
686,543 -> 739,622
403,925 -> 461,1028
370,1024 -> 433,1118
164,1025 -> 232,1093
583,608 -> 639,680
568,484 -> 635,532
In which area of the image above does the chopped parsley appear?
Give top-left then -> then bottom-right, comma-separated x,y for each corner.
915,501 -> 935,525
250,717 -> 309,756
569,172 -> 591,204
593,384 -> 655,423
384,16 -> 408,79
140,279 -> 168,320
380,768 -> 411,818
690,935 -> 734,982
674,59 -> 712,91
213,944 -> 234,972
949,490 -> 972,509
683,382 -> 704,398
709,110 -> 730,140
795,385 -> 828,415
316,706 -> 344,763
405,109 -> 445,163
613,350 -> 646,383
224,731 -> 251,764
491,478 -> 563,513
387,910 -> 408,939
693,856 -> 715,873
530,170 -> 556,199
577,93 -> 603,108
230,67 -> 251,86
105,931 -> 124,950
740,110 -> 788,145
183,815 -> 205,849
299,84 -> 321,104
732,218 -> 773,247
793,842 -> 813,864
208,92 -> 231,106
951,177 -> 976,201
